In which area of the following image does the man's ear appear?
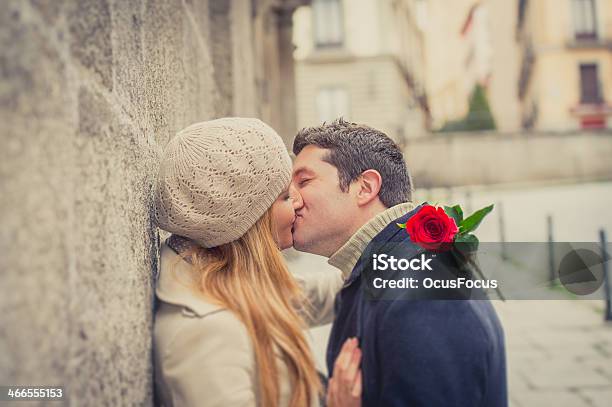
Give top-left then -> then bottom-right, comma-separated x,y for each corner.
356,169 -> 382,206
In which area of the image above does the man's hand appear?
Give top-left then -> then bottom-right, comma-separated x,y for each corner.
327,337 -> 362,407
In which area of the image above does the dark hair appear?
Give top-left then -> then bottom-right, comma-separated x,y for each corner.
293,118 -> 412,206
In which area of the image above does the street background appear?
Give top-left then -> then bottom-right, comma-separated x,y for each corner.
289,2 -> 612,404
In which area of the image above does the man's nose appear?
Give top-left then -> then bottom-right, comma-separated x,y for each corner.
290,184 -> 304,211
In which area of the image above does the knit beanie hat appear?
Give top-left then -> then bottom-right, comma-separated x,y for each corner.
153,118 -> 292,248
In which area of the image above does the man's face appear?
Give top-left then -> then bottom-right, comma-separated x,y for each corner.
291,145 -> 359,257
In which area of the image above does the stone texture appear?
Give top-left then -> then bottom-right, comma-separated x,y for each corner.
207,0 -> 233,117
0,0 -> 74,388
111,0 -> 147,123
68,0 -> 114,90
579,389 -> 612,407
0,0 -> 290,405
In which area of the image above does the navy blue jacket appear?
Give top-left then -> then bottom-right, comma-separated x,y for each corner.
326,205 -> 507,407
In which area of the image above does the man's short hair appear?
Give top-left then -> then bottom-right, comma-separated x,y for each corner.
293,118 -> 412,206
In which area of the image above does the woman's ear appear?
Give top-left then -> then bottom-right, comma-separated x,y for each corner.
356,169 -> 382,206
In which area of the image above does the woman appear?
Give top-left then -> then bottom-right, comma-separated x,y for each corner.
152,118 -> 361,407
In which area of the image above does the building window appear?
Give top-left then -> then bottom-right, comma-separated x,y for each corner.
572,0 -> 598,40
579,64 -> 602,104
312,0 -> 344,48
316,87 -> 349,123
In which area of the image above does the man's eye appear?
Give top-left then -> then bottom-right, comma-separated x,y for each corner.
299,179 -> 311,187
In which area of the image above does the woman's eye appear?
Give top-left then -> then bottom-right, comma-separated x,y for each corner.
299,179 -> 310,187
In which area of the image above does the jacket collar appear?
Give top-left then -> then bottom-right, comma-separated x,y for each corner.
156,242 -> 225,317
328,202 -> 417,279
344,203 -> 426,287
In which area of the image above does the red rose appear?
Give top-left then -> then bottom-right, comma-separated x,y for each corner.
404,205 -> 458,251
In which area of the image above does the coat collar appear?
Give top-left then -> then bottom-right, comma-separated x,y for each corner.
328,202 -> 417,280
156,242 -> 225,317
344,203 -> 426,287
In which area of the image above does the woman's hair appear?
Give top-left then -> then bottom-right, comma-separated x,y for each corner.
181,208 -> 321,407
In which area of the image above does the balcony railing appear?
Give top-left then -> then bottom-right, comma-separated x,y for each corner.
566,35 -> 612,50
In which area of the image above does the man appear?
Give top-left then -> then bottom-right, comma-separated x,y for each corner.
291,119 -> 507,407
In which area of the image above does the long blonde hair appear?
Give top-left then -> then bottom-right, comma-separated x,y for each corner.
181,208 -> 321,407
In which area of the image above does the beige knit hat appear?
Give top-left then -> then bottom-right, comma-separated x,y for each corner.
153,118 -> 292,248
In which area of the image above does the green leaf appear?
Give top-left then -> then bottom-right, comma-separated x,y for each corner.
444,205 -> 462,226
452,205 -> 463,222
459,204 -> 494,234
397,223 -> 406,229
455,233 -> 479,254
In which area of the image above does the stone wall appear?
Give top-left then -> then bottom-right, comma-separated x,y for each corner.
405,131 -> 612,188
0,0 -> 304,404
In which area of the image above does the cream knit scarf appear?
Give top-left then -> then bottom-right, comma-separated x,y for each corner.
328,202 -> 416,280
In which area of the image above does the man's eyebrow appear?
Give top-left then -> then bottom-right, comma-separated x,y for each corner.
292,167 -> 315,177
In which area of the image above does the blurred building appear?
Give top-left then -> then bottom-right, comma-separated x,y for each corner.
420,0 -> 474,129
484,0 -> 521,132
292,0 -> 429,146
420,0 -> 520,132
460,2 -> 493,101
517,0 -> 612,130
253,0 -> 314,147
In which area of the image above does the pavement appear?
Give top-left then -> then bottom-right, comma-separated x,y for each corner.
497,300 -> 612,407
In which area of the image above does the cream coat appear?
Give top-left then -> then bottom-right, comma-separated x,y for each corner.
154,243 -> 343,407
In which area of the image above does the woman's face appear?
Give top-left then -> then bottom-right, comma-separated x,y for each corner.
271,184 -> 303,250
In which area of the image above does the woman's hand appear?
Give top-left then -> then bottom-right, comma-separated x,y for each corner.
327,337 -> 362,407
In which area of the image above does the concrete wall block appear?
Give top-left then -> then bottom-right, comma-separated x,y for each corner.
0,2 -> 68,116
0,111 -> 73,384
208,0 -> 233,117
72,85 -> 155,405
111,0 -> 148,125
1,0 -> 267,404
181,0 -> 224,124
30,0 -> 64,25
0,0 -> 76,388
68,0 -> 114,90
405,132 -> 612,187
142,0 -> 188,143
